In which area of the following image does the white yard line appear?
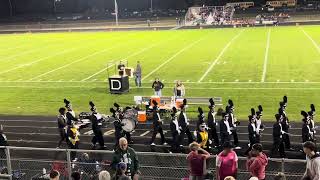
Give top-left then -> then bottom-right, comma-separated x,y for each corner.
1,85 -> 320,90
0,46 -> 45,62
81,64 -> 115,82
142,34 -> 209,81
0,44 -> 25,52
198,29 -> 244,82
261,28 -> 271,82
3,80 -> 320,84
0,47 -> 79,75
29,48 -> 115,81
301,28 -> 320,54
81,37 -> 167,81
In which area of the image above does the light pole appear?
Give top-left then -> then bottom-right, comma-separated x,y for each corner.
8,0 -> 13,17
150,0 -> 153,12
114,0 -> 119,26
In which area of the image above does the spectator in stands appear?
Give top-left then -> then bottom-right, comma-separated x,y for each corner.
216,142 -> 238,180
71,171 -> 81,180
173,80 -> 185,98
99,171 -> 111,180
152,78 -> 164,97
302,141 -> 320,180
224,176 -> 235,180
187,142 -> 210,180
246,143 -> 268,180
49,170 -> 60,180
111,137 -> 140,180
273,172 -> 286,180
249,177 -> 259,180
134,61 -> 142,87
113,162 -> 130,180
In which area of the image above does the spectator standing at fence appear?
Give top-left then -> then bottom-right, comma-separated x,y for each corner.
71,171 -> 81,180
187,142 -> 210,180
49,170 -> 60,180
112,162 -> 130,180
302,141 -> 320,180
134,61 -> 142,87
246,143 -> 268,180
273,172 -> 286,180
99,171 -> 111,180
216,142 -> 238,180
152,78 -> 164,97
173,80 -> 185,98
111,137 -> 140,180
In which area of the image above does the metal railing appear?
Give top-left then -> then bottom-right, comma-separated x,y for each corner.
0,146 -> 306,180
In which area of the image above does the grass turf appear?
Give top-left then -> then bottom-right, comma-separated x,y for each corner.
0,25 -> 320,121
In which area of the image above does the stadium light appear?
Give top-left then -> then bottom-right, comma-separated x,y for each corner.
53,0 -> 61,14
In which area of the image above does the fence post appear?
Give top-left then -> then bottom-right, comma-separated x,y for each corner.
5,146 -> 12,180
66,149 -> 72,180
281,158 -> 285,173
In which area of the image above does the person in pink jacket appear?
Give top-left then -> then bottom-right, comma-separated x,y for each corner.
246,143 -> 268,180
216,142 -> 238,180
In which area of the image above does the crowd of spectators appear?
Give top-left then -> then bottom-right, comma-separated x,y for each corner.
186,141 -> 319,180
185,5 -> 235,26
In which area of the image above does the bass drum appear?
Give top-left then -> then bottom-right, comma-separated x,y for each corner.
123,109 -> 138,120
122,109 -> 138,132
122,118 -> 136,132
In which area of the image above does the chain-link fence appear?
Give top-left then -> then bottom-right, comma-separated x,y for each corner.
0,146 -> 306,180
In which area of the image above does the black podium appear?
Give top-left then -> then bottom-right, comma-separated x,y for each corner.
108,75 -> 129,94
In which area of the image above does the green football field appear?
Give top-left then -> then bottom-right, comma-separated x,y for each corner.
1,25 -> 320,121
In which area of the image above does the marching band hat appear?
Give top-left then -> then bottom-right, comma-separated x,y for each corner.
256,105 -> 263,116
89,101 -> 96,112
64,98 -> 71,108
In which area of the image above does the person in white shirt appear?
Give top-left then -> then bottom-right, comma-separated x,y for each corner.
302,141 -> 320,180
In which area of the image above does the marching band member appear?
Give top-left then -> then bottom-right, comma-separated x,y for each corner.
89,101 -> 105,150
301,111 -> 314,143
195,123 -> 211,152
170,107 -> 181,152
245,109 -> 258,155
114,103 -> 133,144
150,101 -> 167,146
226,99 -> 241,149
279,96 -> 293,150
220,113 -> 232,146
196,107 -> 205,131
308,104 -> 316,141
255,105 -> 264,143
208,98 -> 219,147
178,101 -> 194,145
64,99 -> 79,126
111,108 -> 124,149
67,122 -> 81,160
57,107 -> 67,148
271,114 -> 285,158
